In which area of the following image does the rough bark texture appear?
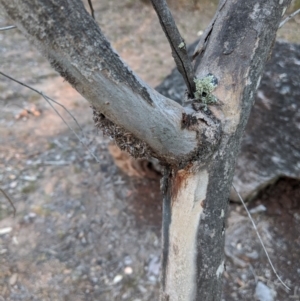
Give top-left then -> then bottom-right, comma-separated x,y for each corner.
157,40 -> 300,201
160,1 -> 291,300
0,0 -> 220,166
0,0 -> 292,300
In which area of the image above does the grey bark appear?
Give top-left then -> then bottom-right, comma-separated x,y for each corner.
160,1 -> 292,300
157,40 -> 300,202
0,0 -> 292,300
0,0 -> 219,166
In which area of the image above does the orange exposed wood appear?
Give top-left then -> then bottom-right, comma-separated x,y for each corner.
170,164 -> 193,202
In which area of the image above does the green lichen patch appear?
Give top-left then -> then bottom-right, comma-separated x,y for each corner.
193,74 -> 218,106
178,42 -> 185,49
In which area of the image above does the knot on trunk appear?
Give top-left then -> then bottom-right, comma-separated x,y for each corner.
182,109 -> 222,163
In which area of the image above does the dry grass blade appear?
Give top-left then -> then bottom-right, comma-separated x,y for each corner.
0,188 -> 16,216
0,71 -> 101,163
232,184 -> 290,291
0,25 -> 16,31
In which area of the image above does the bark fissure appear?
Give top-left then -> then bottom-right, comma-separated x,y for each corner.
0,0 -> 292,300
161,0 -> 291,300
192,0 -> 227,64
160,167 -> 172,292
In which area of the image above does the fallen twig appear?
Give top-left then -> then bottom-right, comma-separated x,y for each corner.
0,71 -> 101,163
0,188 -> 16,216
0,25 -> 16,32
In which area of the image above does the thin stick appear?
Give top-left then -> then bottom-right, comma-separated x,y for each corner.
0,188 -> 16,216
232,184 -> 290,290
0,25 -> 16,32
87,0 -> 95,20
0,71 -> 101,163
41,93 -> 100,163
150,0 -> 195,96
0,71 -> 84,134
279,8 -> 300,28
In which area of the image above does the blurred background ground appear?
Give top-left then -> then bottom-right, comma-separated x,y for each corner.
0,1 -> 300,300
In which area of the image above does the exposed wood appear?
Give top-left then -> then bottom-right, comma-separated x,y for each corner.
0,0 -> 293,300
160,0 -> 292,300
161,166 -> 209,301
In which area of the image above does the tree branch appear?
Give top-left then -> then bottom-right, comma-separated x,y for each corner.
161,0 -> 292,299
150,0 -> 195,96
192,0 -> 227,62
87,0 -> 95,20
193,0 -> 291,136
279,8 -> 300,27
0,25 -> 16,31
0,0 -> 221,166
0,70 -> 102,163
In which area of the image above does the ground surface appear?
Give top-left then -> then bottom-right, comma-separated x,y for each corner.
0,1 -> 300,300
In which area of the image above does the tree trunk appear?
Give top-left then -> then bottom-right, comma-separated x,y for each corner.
0,0 -> 291,300
160,0 -> 292,299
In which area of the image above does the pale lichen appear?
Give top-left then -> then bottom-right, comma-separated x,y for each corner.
216,260 -> 225,278
193,74 -> 218,107
178,42 -> 185,49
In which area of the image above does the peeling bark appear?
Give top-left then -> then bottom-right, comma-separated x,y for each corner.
0,0 -> 292,300
162,166 -> 209,301
160,0 -> 291,300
